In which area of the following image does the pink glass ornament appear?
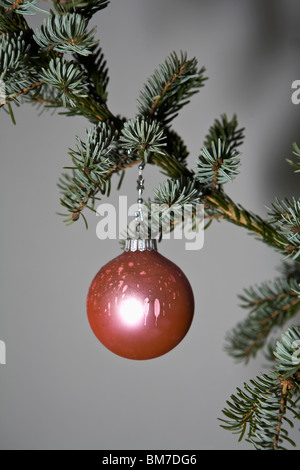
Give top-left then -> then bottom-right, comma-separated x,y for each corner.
86,241 -> 194,360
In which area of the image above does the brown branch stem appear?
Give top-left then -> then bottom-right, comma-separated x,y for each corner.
149,61 -> 188,116
0,81 -> 42,107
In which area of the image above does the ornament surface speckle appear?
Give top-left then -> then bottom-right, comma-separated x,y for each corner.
86,248 -> 194,360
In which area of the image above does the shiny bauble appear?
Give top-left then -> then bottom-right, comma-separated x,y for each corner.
86,241 -> 194,360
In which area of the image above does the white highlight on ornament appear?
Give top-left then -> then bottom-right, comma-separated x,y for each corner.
119,298 -> 144,326
154,298 -> 160,325
143,298 -> 150,325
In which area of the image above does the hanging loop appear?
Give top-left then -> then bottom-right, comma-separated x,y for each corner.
135,161 -> 145,237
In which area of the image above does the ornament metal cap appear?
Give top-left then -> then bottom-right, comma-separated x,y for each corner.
125,238 -> 158,252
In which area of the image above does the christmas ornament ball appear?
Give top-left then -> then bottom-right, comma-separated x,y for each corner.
86,241 -> 194,360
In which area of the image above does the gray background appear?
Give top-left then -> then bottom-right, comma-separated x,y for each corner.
1,0 -> 300,450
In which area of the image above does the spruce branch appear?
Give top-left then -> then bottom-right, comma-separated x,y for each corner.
0,6 -> 30,32
52,0 -> 109,20
267,198 -> 300,260
150,152 -> 193,179
1,80 -> 42,107
274,326 -> 300,378
137,50 -> 207,125
34,44 -> 111,115
59,116 -> 170,225
0,31 -> 42,106
0,30 -> 29,76
58,121 -> 118,224
39,56 -> 88,107
120,176 -> 203,243
74,44 -> 109,104
163,127 -> 189,165
58,121 -> 139,225
203,113 -> 245,154
57,94 -> 117,123
0,0 -> 47,15
220,327 -> 300,450
203,190 -> 290,256
33,12 -> 98,56
114,124 -> 295,261
36,56 -> 116,123
286,142 -> 300,174
148,176 -> 203,239
119,118 -> 167,162
153,176 -> 202,209
220,371 -> 299,449
225,276 -> 300,363
195,138 -> 241,189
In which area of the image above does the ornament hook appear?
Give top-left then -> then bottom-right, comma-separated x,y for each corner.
135,160 -> 145,237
